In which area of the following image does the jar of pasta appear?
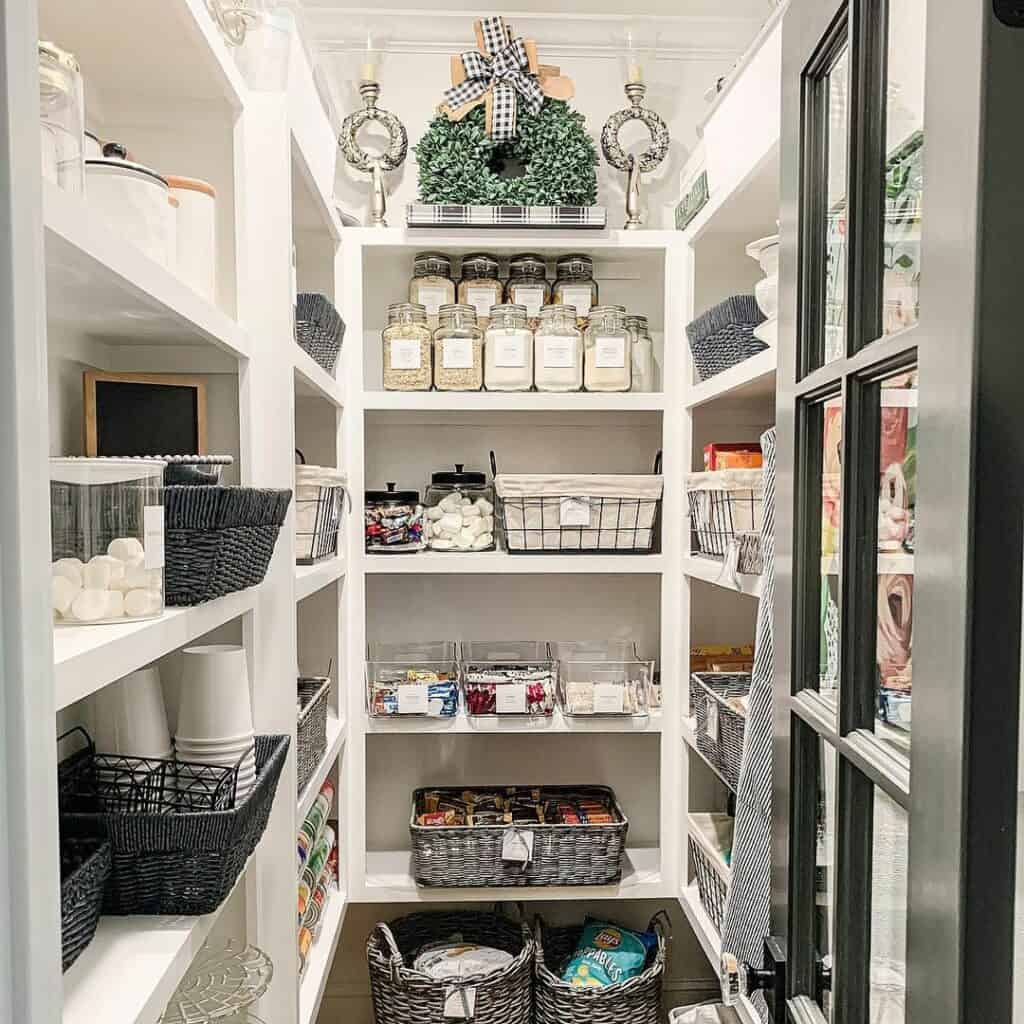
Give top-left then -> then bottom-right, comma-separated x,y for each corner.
458,253 -> 502,331
434,303 -> 483,391
484,304 -> 533,392
409,251 -> 455,332
534,304 -> 583,392
627,313 -> 655,392
505,253 -> 549,329
552,254 -> 598,322
584,305 -> 631,392
382,302 -> 432,391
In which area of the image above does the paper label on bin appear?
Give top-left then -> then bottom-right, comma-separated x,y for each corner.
501,827 -> 534,864
560,496 -> 592,527
705,697 -> 719,741
561,286 -> 593,316
442,338 -> 474,369
417,285 -> 448,316
492,333 -> 527,367
398,684 -> 429,715
389,338 -> 422,370
444,987 -> 477,1019
542,336 -> 575,368
594,683 -> 625,714
595,336 -> 626,368
143,505 -> 165,569
513,285 -> 545,317
496,684 -> 527,714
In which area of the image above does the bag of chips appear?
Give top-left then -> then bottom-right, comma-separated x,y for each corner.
561,918 -> 659,988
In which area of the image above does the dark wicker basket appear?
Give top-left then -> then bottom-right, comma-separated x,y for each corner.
60,837 -> 111,972
296,293 -> 345,374
410,785 -> 628,888
59,734 -> 289,916
368,911 -> 533,1024
297,675 -> 331,795
164,486 -> 292,606
686,295 -> 767,382
688,817 -> 731,933
534,913 -> 668,1024
689,673 -> 751,792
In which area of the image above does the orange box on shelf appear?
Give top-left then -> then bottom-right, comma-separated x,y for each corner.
703,443 -> 763,471
691,644 -> 755,673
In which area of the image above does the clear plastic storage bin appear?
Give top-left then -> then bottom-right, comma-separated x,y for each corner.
366,641 -> 459,718
461,641 -> 556,717
559,660 -> 653,717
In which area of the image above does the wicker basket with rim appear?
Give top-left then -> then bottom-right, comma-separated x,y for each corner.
367,910 -> 533,1024
296,293 -> 345,374
60,836 -> 111,972
296,675 -> 331,795
689,672 -> 751,792
534,911 -> 670,1024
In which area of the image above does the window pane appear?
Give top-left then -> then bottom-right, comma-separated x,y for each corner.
816,740 -> 838,1019
882,0 -> 926,336
819,395 -> 843,706
871,788 -> 909,1022
874,369 -> 917,756
824,47 -> 851,364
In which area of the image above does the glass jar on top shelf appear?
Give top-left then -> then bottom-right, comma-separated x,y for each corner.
433,303 -> 484,391
505,253 -> 550,329
382,302 -> 432,391
484,304 -> 534,392
584,305 -> 632,392
409,251 -> 455,333
424,464 -> 496,552
552,254 -> 598,323
627,313 -> 655,392
534,304 -> 583,392
38,41 -> 84,195
458,253 -> 502,331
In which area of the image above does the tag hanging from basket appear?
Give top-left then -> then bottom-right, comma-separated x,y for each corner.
441,15 -> 574,141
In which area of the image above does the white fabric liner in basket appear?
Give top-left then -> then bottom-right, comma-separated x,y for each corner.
685,468 -> 765,536
495,473 -> 663,551
295,465 -> 347,561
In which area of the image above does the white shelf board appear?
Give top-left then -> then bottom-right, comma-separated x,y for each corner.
685,348 -> 777,410
683,717 -> 736,792
295,556 -> 346,601
679,883 -> 722,972
298,888 -> 348,1024
44,183 -> 250,363
54,588 -> 257,711
348,226 -> 682,252
363,391 -> 666,412
367,708 -> 663,735
362,847 -> 663,902
364,552 -> 665,574
684,555 -> 763,598
294,348 -> 344,407
298,715 -> 347,821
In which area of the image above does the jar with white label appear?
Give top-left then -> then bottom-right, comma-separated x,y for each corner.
505,253 -> 550,329
552,254 -> 598,323
484,304 -> 533,392
409,251 -> 456,333
626,313 -> 655,392
434,303 -> 483,391
584,305 -> 632,392
533,304 -> 583,392
382,302 -> 432,391
457,253 -> 502,331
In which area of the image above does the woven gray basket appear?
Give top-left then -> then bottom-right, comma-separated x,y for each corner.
686,295 -> 767,382
367,911 -> 533,1024
689,673 -> 751,792
410,786 -> 628,888
534,912 -> 669,1024
296,676 -> 331,795
296,293 -> 345,374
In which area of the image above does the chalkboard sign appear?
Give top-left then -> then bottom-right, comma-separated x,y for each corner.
84,371 -> 206,456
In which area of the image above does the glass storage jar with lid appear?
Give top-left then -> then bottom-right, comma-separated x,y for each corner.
484,303 -> 534,392
409,251 -> 456,332
433,303 -> 483,391
505,253 -> 550,328
38,41 -> 84,195
365,483 -> 424,553
626,313 -> 655,392
424,464 -> 496,552
382,302 -> 432,391
458,253 -> 502,330
584,304 -> 632,392
552,254 -> 598,321
50,457 -> 166,625
534,304 -> 583,392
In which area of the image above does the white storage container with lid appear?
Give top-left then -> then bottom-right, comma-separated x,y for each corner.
167,175 -> 217,303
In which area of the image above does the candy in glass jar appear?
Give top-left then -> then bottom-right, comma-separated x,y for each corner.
364,483 -> 424,553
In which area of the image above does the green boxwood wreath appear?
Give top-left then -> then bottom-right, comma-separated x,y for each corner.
415,99 -> 599,206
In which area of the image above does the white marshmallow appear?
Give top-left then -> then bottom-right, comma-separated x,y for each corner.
105,590 -> 125,618
460,497 -> 472,507
474,498 -> 494,515
107,537 -> 144,562
466,517 -> 487,538
124,589 -> 161,618
438,512 -> 463,533
124,554 -> 145,572
83,560 -> 112,591
439,493 -> 463,514
483,515 -> 494,533
426,506 -> 445,521
53,558 -> 84,588
430,538 -> 455,550
455,533 -> 474,550
472,533 -> 494,550
462,504 -> 482,518
70,588 -> 109,622
51,575 -> 78,615
432,521 -> 446,537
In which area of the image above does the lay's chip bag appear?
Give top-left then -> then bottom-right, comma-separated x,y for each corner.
561,918 -> 658,988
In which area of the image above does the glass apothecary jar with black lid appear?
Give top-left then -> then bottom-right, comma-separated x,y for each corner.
553,253 -> 598,321
365,483 -> 425,553
410,251 -> 456,332
458,253 -> 502,330
505,253 -> 550,328
424,464 -> 495,552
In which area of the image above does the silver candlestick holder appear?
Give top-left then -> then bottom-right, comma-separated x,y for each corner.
339,80 -> 408,228
601,81 -> 670,230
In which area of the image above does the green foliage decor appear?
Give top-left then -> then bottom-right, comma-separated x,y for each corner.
415,99 -> 599,206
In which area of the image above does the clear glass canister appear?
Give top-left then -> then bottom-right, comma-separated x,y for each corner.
505,253 -> 550,329
409,251 -> 456,333
39,41 -> 84,195
626,313 -> 655,392
458,253 -> 502,331
434,303 -> 483,391
382,302 -> 432,391
484,304 -> 534,392
534,304 -> 583,392
365,483 -> 424,553
585,304 -> 632,392
424,464 -> 496,552
552,254 -> 598,323
49,457 -> 166,625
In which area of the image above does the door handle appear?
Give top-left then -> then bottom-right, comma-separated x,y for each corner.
721,937 -> 787,1024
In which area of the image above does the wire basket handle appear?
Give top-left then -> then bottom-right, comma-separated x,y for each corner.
489,450 -> 498,477
295,448 -> 306,465
56,726 -> 95,761
653,449 -> 663,474
647,908 -> 673,967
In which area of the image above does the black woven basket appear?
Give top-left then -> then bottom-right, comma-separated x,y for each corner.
164,486 -> 292,606
296,293 -> 345,374
61,837 -> 111,972
689,672 -> 751,792
297,675 -> 331,795
368,911 -> 533,1024
59,734 -> 289,916
534,913 -> 668,1024
686,295 -> 767,382
410,785 -> 628,888
689,832 -> 729,932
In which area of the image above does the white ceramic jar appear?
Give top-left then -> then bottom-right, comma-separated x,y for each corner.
167,176 -> 217,303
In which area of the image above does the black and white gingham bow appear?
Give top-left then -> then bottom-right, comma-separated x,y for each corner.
443,16 -> 544,141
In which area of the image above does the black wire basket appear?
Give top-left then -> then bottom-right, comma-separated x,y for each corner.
296,293 -> 345,374
297,675 -> 331,795
60,836 -> 111,972
687,471 -> 764,575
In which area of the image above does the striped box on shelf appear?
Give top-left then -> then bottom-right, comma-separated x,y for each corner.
406,204 -> 607,229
